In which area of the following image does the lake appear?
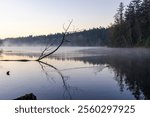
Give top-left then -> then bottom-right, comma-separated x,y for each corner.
0,47 -> 150,100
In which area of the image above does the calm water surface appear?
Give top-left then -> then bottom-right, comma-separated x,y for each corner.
0,47 -> 150,100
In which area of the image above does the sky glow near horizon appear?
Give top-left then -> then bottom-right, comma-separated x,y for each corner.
0,0 -> 131,39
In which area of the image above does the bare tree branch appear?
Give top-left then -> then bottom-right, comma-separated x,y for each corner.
37,20 -> 73,61
0,21 -> 73,62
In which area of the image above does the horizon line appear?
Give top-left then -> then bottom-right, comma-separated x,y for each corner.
0,25 -> 108,40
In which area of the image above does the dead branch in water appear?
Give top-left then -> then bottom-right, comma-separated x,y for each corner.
0,20 -> 73,62
0,59 -> 32,62
36,20 -> 73,61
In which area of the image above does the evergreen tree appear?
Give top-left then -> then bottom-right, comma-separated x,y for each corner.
110,0 -> 150,47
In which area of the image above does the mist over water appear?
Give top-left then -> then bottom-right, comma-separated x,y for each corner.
0,47 -> 150,100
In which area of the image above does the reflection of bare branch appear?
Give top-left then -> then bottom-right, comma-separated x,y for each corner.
93,65 -> 106,75
39,62 -> 56,83
60,66 -> 98,72
38,61 -> 73,99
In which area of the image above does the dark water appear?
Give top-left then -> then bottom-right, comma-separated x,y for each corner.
0,47 -> 150,100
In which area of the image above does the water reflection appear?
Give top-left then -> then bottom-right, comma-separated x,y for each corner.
39,61 -> 76,100
52,51 -> 150,100
0,47 -> 150,100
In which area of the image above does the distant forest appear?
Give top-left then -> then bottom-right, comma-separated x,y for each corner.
1,28 -> 109,46
0,0 -> 150,47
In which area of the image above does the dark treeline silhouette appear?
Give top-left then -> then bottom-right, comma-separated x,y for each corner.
109,0 -> 150,47
1,27 -> 109,47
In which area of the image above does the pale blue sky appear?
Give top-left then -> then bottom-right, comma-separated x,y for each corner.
0,0 -> 131,38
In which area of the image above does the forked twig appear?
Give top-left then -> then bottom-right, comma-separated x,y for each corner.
37,20 -> 73,61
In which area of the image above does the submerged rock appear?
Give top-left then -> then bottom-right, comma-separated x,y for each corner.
14,93 -> 37,100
